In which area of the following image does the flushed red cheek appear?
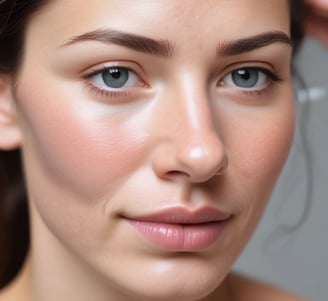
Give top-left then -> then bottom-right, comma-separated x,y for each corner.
18,94 -> 148,200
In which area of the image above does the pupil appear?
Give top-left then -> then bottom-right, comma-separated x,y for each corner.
110,69 -> 121,79
232,68 -> 258,88
238,69 -> 250,80
102,67 -> 129,88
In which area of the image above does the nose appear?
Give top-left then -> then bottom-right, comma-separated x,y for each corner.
151,83 -> 228,183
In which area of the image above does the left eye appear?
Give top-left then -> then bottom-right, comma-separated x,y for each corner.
222,67 -> 268,89
91,67 -> 140,89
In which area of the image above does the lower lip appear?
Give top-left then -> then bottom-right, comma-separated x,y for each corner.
127,220 -> 226,251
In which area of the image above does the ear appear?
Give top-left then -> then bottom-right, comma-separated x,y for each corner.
0,75 -> 22,150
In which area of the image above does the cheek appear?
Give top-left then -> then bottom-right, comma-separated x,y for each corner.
224,100 -> 295,222
16,82 -> 148,200
235,118 -> 294,183
223,97 -> 295,183
218,102 -> 295,250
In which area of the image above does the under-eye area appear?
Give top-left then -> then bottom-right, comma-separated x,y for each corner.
0,1 -> 309,301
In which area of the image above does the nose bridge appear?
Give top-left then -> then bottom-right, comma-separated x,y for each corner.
153,75 -> 227,183
174,80 -> 218,146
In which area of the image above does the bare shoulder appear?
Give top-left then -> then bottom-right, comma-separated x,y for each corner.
227,272 -> 309,301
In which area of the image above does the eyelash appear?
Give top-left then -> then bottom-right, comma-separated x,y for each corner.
219,67 -> 284,96
81,65 -> 284,100
81,65 -> 146,99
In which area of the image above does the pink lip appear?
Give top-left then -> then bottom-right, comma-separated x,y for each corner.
125,207 -> 231,251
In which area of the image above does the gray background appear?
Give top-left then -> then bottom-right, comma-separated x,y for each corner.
234,38 -> 328,301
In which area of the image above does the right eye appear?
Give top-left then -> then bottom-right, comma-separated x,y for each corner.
90,66 -> 141,90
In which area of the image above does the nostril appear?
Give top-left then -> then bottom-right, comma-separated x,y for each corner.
188,152 -> 228,182
151,131 -> 227,183
167,171 -> 181,177
165,170 -> 190,180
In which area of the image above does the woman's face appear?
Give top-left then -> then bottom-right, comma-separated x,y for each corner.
14,0 -> 293,300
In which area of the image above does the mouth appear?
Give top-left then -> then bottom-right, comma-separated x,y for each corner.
124,207 -> 231,251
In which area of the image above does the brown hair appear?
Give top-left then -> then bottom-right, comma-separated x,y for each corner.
0,0 -> 306,288
0,0 -> 49,288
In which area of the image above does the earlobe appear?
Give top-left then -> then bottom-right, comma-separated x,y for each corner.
0,75 -> 22,150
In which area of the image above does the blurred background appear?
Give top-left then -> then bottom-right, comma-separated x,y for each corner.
234,37 -> 328,301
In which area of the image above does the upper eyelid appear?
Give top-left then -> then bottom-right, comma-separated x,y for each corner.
225,66 -> 279,78
222,67 -> 281,84
218,65 -> 284,87
83,65 -> 136,79
81,61 -> 147,78
82,64 -> 149,96
218,61 -> 276,76
81,60 -> 281,86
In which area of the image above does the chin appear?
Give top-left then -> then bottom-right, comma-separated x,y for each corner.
118,280 -> 220,301
94,256 -> 231,301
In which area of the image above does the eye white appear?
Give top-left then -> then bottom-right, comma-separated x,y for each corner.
222,68 -> 268,89
91,67 -> 140,89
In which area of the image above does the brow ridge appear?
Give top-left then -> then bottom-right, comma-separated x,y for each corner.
218,31 -> 292,57
63,29 -> 174,58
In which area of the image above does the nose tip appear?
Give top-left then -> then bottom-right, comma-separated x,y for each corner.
175,140 -> 228,183
150,80 -> 228,184
152,132 -> 228,183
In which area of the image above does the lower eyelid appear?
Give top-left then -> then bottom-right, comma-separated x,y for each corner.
217,72 -> 284,100
81,75 -> 150,103
82,80 -> 134,100
83,66 -> 149,96
220,67 -> 281,88
82,63 -> 283,101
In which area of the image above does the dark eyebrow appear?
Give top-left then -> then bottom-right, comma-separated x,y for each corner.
217,31 -> 292,57
61,29 -> 175,58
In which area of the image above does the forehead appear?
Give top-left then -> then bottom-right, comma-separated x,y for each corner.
26,0 -> 290,48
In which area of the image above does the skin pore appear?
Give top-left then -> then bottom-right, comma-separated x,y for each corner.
0,0 -> 304,300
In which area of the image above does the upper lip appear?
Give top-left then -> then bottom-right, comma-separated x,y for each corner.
124,207 -> 231,224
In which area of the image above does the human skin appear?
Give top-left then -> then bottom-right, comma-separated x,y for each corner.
0,1 -> 296,301
305,0 -> 328,47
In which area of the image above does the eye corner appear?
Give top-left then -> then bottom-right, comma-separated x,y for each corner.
220,66 -> 282,89
215,65 -> 287,100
